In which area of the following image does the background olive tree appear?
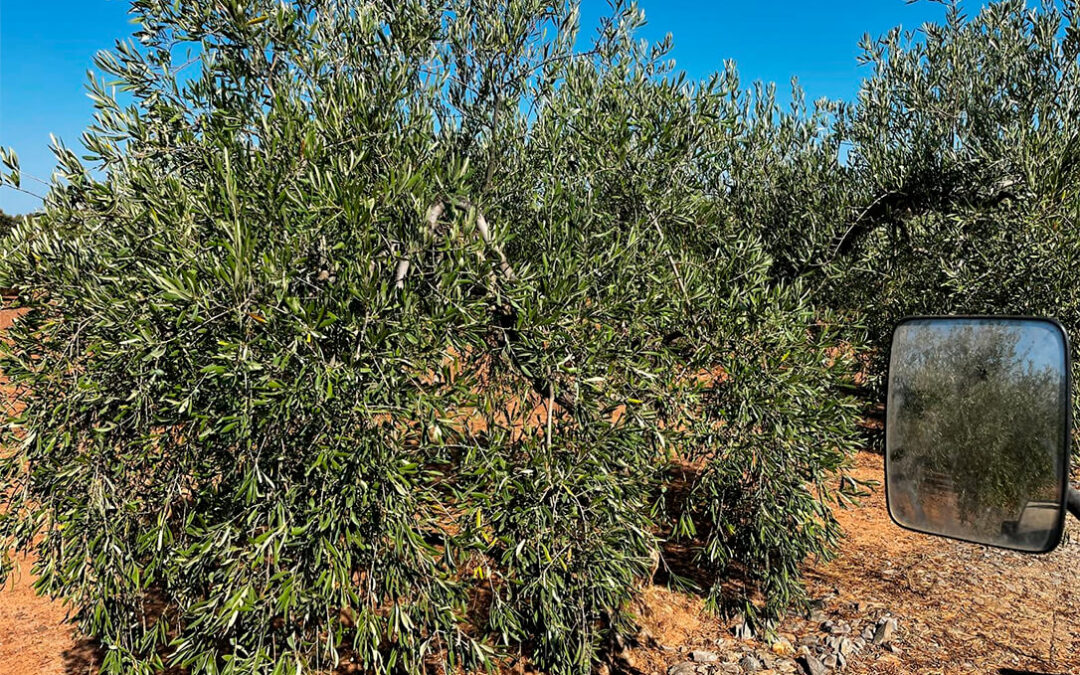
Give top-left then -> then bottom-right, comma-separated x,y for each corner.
822,0 -> 1080,441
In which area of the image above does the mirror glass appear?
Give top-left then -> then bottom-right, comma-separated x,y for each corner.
886,317 -> 1070,552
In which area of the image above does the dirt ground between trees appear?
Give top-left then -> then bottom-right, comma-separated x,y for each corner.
2,303 -> 1079,674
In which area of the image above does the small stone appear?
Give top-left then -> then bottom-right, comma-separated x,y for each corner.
836,652 -> 847,668
838,638 -> 855,656
739,654 -> 761,673
669,661 -> 696,675
873,618 -> 898,645
822,654 -> 838,668
734,621 -> 755,640
691,651 -> 719,663
819,620 -> 834,633
796,655 -> 827,675
861,626 -> 875,640
853,638 -> 866,651
771,638 -> 795,657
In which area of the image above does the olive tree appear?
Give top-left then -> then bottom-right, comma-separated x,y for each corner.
0,1 -> 864,673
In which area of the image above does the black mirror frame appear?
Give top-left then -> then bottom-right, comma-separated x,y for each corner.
884,315 -> 1073,554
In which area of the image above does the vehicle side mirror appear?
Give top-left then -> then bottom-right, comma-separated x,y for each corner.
885,316 -> 1072,553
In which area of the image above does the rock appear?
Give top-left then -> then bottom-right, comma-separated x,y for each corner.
836,652 -> 847,669
838,637 -> 856,656
861,626 -> 875,641
873,618 -> 898,645
822,654 -> 838,668
668,661 -> 697,675
734,621 -> 755,640
691,651 -> 719,663
771,637 -> 795,657
739,654 -> 762,672
796,655 -> 827,675
853,637 -> 866,652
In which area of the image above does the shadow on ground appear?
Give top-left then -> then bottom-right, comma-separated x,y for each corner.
61,638 -> 100,674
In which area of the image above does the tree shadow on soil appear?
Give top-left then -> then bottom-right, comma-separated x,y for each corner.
61,638 -> 101,674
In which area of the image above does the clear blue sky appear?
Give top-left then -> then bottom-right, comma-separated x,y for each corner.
0,0 -> 958,215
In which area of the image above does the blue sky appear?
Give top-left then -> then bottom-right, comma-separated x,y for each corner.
0,0 -> 956,215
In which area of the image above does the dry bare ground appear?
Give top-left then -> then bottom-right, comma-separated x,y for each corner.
2,304 -> 1079,675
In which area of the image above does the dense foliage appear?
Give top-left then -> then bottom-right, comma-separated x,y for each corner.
2,0 -> 1078,673
0,1 -> 863,673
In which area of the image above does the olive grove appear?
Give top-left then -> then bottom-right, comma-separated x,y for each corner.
0,0 -> 1077,673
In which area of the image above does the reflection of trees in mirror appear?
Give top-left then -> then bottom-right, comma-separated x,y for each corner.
888,321 -> 1065,545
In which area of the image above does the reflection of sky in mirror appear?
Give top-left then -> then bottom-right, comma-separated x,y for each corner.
899,318 -> 1066,375
1014,322 -> 1067,374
